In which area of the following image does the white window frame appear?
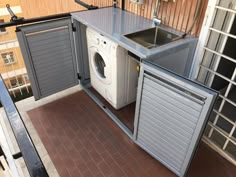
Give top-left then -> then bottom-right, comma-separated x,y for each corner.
190,0 -> 219,80
191,0 -> 236,165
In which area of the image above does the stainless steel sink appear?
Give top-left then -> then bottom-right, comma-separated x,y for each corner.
124,27 -> 180,49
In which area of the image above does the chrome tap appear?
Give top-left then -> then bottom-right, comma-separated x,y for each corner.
152,0 -> 161,26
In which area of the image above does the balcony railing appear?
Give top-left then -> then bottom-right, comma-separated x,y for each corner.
0,75 -> 49,177
0,12 -> 72,176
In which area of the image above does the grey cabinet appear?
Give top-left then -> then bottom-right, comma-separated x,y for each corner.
133,63 -> 218,177
16,16 -> 218,177
17,18 -> 79,100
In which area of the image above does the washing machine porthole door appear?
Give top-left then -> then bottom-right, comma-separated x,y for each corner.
94,52 -> 106,79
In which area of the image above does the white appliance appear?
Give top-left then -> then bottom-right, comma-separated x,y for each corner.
86,28 -> 138,110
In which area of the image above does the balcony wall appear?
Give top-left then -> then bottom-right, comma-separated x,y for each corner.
0,1 -> 30,98
124,0 -> 208,36
19,0 -> 208,36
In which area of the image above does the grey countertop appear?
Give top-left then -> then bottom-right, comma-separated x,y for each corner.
71,7 -> 194,59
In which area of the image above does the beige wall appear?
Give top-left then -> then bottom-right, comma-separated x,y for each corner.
0,1 -> 25,70
0,0 -> 26,89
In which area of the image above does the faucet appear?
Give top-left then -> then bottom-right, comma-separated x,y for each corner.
152,0 -> 161,26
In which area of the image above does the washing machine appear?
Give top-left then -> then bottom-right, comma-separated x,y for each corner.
86,28 -> 138,110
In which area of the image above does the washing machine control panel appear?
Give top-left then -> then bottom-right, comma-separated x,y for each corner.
96,38 -> 100,45
87,28 -> 118,55
97,35 -> 116,53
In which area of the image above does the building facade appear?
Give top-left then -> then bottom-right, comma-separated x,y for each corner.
0,0 -> 30,97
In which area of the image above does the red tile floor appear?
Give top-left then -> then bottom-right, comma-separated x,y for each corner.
28,91 -> 236,177
89,87 -> 136,132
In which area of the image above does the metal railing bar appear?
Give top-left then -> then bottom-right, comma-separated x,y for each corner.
199,65 -> 236,86
208,122 -> 236,145
203,47 -> 236,64
219,94 -> 236,108
74,0 -> 98,10
0,5 -> 114,29
223,125 -> 236,150
209,27 -> 236,40
0,13 -> 71,29
207,68 -> 236,139
0,76 -> 49,177
215,5 -> 236,14
213,109 -> 235,126
122,0 -> 125,10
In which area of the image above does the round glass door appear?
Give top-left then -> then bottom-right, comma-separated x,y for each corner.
94,52 -> 106,78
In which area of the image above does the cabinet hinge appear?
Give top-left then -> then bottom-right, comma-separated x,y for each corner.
77,73 -> 81,80
72,23 -> 76,32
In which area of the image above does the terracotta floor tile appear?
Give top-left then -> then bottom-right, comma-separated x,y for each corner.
98,161 -> 113,177
89,149 -> 104,164
69,167 -> 83,177
28,91 -> 236,177
58,167 -> 70,177
100,151 -> 114,165
81,169 -> 94,177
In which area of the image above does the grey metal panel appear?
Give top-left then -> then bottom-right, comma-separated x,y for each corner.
27,29 -> 70,44
138,129 -> 183,170
144,78 -> 203,111
134,63 -> 218,177
30,43 -> 72,57
142,83 -> 200,125
29,40 -> 72,54
17,32 -> 41,99
137,116 -> 188,156
145,39 -> 198,78
40,78 -> 75,94
34,60 -> 73,74
16,18 -> 78,100
139,110 -> 191,149
141,99 -> 195,135
37,68 -> 74,82
31,47 -> 72,60
140,106 -> 192,143
33,54 -> 73,66
143,82 -> 201,121
73,20 -> 90,83
40,81 -> 76,97
37,69 -> 75,84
